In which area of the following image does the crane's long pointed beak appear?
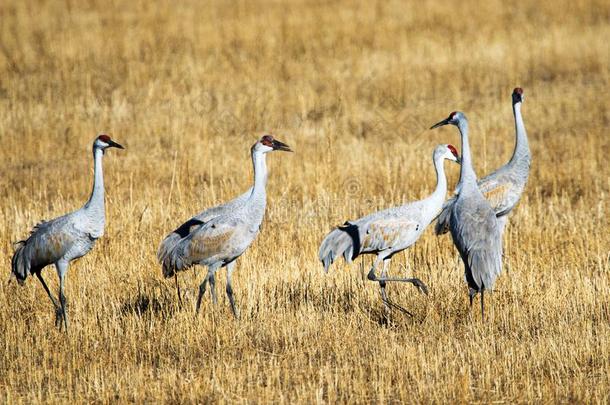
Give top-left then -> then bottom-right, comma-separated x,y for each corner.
108,140 -> 124,149
272,139 -> 292,152
455,156 -> 462,164
430,118 -> 450,130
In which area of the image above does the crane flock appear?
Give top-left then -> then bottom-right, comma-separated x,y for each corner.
10,88 -> 530,330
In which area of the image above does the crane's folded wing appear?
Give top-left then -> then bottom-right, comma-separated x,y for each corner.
184,222 -> 237,263
362,218 -> 418,252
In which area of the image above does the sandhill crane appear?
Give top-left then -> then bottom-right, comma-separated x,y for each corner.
158,186 -> 252,305
11,134 -> 124,331
318,144 -> 461,310
435,88 -> 531,235
160,135 -> 291,318
430,112 -> 502,320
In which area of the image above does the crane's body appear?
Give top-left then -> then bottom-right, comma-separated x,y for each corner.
319,145 -> 461,308
431,112 -> 502,319
157,187 -> 252,277
436,88 -> 530,235
11,135 -> 123,330
160,135 -> 291,318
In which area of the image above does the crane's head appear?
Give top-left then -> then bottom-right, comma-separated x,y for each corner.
512,87 -> 524,105
430,111 -> 466,130
446,144 -> 461,163
253,134 -> 292,153
434,144 -> 460,163
95,134 -> 124,152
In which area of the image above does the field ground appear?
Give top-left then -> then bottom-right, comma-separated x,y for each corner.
0,0 -> 608,402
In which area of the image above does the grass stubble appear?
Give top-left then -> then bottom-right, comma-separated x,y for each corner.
0,0 -> 608,402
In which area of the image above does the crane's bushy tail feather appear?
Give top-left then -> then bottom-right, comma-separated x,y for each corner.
11,241 -> 30,285
158,218 -> 205,278
157,233 -> 182,278
158,233 -> 192,278
318,223 -> 359,272
434,200 -> 454,235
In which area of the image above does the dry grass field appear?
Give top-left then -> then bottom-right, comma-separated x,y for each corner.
0,0 -> 609,402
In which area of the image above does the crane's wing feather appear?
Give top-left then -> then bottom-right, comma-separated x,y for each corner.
157,187 -> 252,270
11,214 -> 79,282
164,216 -> 240,274
191,187 -> 252,224
362,217 -> 419,253
436,171 -> 520,235
450,201 -> 502,291
186,221 -> 236,263
477,168 -> 527,218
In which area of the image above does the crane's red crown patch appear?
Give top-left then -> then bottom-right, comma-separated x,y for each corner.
98,134 -> 112,143
447,144 -> 459,157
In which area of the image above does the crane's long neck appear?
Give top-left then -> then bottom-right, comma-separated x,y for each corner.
249,149 -> 268,204
84,146 -> 105,216
430,155 -> 448,202
422,154 -> 449,217
509,101 -> 530,164
457,119 -> 478,188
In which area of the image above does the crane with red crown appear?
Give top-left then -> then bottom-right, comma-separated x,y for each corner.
11,134 -> 124,331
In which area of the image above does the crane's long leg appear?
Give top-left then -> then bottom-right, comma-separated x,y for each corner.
196,263 -> 221,315
374,276 -> 429,295
367,255 -> 391,313
209,273 -> 218,305
469,288 -> 476,313
196,271 -> 211,315
368,256 -> 415,316
35,272 -> 62,326
56,261 -> 69,332
480,289 -> 485,322
379,259 -> 390,313
225,261 -> 239,319
366,255 -> 383,281
174,272 -> 183,309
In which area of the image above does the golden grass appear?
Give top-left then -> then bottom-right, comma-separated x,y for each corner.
0,0 -> 609,402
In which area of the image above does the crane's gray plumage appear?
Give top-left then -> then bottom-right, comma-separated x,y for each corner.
11,134 -> 123,330
160,135 -> 291,318
157,187 -> 252,278
319,144 -> 461,310
431,112 -> 502,320
436,88 -> 531,235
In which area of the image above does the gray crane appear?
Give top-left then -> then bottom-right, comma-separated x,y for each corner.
11,134 -> 124,330
431,112 -> 502,320
161,135 -> 291,318
319,144 -> 461,310
435,88 -> 530,235
158,185 -> 252,306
